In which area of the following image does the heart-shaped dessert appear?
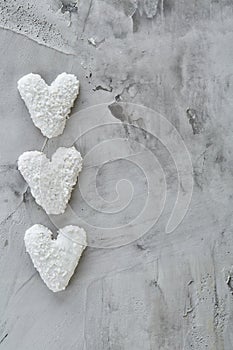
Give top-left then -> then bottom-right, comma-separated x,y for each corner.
18,73 -> 79,138
18,146 -> 82,215
25,224 -> 87,292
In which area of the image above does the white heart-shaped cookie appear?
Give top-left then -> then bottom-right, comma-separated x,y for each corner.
18,73 -> 79,138
18,146 -> 82,215
25,224 -> 87,292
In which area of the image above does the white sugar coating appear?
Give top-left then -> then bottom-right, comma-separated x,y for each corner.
18,146 -> 82,215
24,224 -> 87,292
18,73 -> 79,138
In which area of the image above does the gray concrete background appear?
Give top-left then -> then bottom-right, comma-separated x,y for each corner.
1,0 -> 233,349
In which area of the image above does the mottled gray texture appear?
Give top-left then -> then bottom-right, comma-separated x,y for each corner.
1,0 -> 233,349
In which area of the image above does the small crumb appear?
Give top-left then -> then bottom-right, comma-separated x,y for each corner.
88,37 -> 96,47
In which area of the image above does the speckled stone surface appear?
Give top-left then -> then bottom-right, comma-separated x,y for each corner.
1,1 -> 233,349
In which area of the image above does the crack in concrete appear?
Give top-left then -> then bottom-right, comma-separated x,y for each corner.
93,85 -> 113,92
14,272 -> 37,296
0,333 -> 8,345
82,0 -> 93,33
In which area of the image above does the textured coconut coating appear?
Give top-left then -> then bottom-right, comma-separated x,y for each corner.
25,224 -> 87,292
18,146 -> 82,215
18,73 -> 79,138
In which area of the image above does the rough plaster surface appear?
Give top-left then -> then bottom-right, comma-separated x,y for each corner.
0,0 -> 233,349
